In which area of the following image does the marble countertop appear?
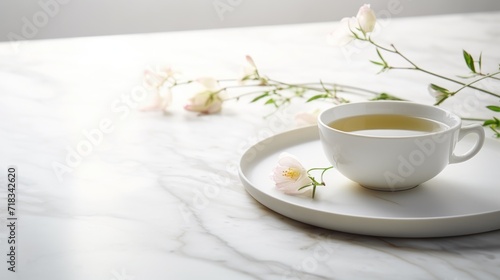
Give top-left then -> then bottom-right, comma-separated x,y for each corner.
1,11 -> 500,280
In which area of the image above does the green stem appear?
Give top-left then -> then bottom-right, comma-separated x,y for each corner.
422,68 -> 500,99
160,79 -> 193,88
220,78 -> 380,104
222,89 -> 273,101
452,70 -> 500,96
361,36 -> 500,99
435,70 -> 500,106
306,166 -> 334,199
268,79 -> 380,96
476,71 -> 500,81
319,166 -> 334,182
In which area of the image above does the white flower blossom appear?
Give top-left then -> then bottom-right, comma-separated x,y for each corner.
143,66 -> 177,89
328,4 -> 377,46
327,17 -> 359,46
271,153 -> 313,195
428,84 -> 448,103
140,84 -> 173,112
141,66 -> 177,112
184,77 -> 223,114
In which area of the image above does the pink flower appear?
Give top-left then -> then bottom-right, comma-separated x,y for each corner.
141,66 -> 177,112
140,85 -> 172,112
271,153 -> 313,195
328,4 -> 377,46
143,66 -> 177,89
184,77 -> 223,114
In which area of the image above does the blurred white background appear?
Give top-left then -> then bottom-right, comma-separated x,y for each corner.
1,0 -> 500,42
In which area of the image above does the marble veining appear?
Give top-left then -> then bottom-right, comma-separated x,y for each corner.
1,11 -> 500,280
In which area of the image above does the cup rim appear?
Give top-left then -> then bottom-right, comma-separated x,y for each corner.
318,101 -> 462,139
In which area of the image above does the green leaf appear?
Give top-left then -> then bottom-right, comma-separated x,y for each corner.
430,83 -> 451,95
463,50 -> 476,73
306,94 -> 328,102
264,98 -> 278,108
264,98 -> 275,104
478,52 -> 483,73
483,120 -> 496,126
486,105 -> 500,112
370,93 -> 405,101
370,60 -> 384,66
376,48 -> 388,66
250,92 -> 269,103
483,117 -> 500,127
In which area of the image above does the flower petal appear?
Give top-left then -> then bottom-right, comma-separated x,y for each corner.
277,153 -> 304,170
184,91 -> 223,114
196,77 -> 219,90
245,55 -> 257,68
327,17 -> 358,46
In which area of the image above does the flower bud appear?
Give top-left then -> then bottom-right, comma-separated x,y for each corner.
356,4 -> 377,33
184,78 -> 223,115
184,91 -> 222,114
428,84 -> 448,103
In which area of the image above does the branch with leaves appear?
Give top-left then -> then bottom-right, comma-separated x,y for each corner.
143,4 -> 500,137
328,4 -> 500,137
142,55 -> 399,117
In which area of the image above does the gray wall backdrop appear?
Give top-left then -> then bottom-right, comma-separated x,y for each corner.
1,0 -> 500,42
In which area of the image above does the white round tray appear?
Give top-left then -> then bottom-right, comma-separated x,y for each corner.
239,125 -> 500,238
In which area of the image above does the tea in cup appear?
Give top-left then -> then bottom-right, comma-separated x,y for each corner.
318,101 -> 485,191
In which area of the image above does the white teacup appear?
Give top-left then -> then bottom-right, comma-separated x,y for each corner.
318,101 -> 485,191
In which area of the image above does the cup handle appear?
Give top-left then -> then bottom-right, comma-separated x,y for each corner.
449,124 -> 485,164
